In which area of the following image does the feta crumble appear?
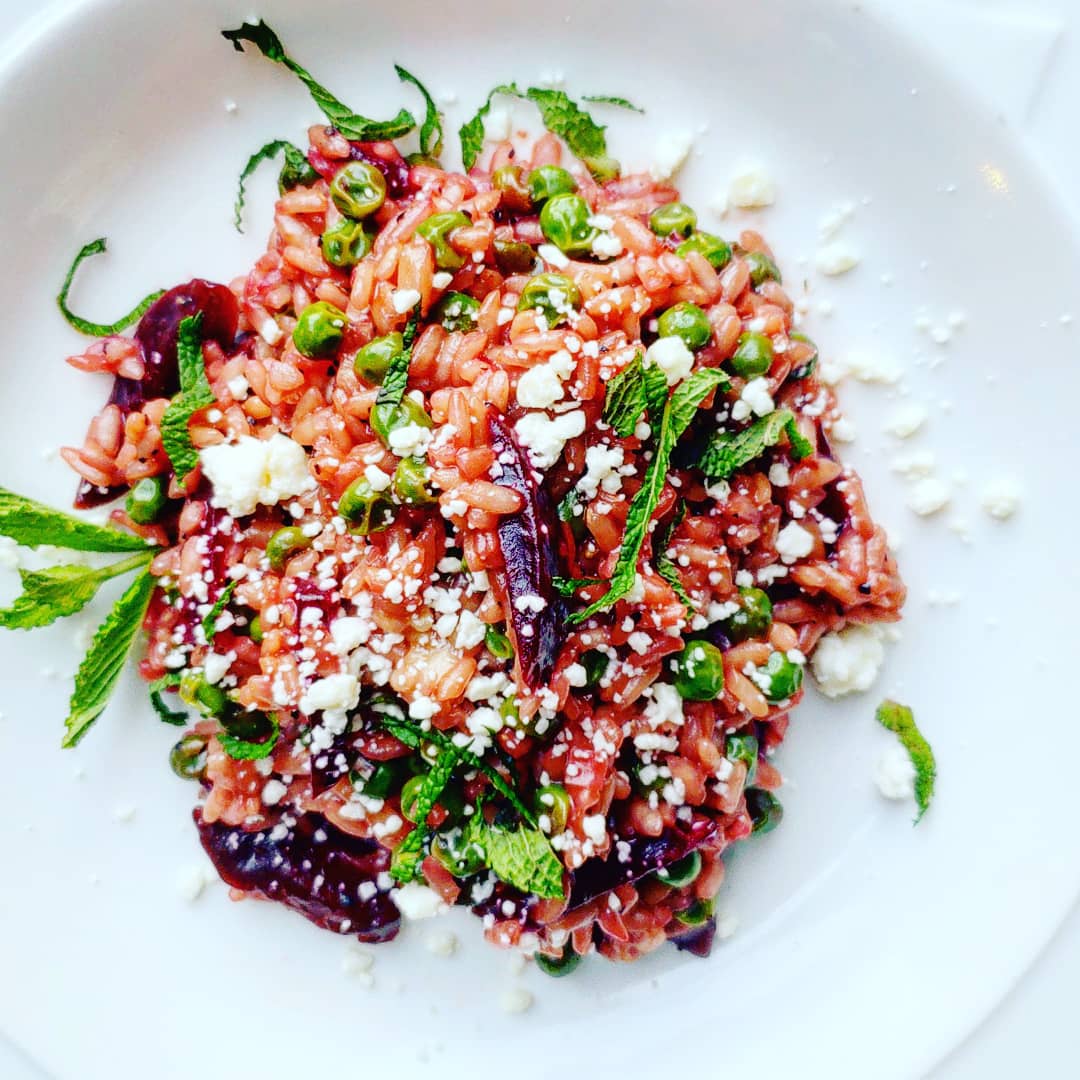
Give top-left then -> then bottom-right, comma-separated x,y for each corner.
649,131 -> 694,181
810,624 -> 886,698
644,335 -> 695,387
728,163 -> 776,209
199,434 -> 315,518
980,475 -> 1021,521
875,742 -> 916,800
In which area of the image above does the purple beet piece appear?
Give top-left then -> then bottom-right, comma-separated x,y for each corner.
672,916 -> 717,958
566,815 -> 720,912
486,409 -> 564,689
195,809 -> 401,943
348,142 -> 413,198
74,279 -> 240,508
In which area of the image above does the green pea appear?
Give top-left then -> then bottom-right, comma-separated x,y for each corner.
401,774 -> 429,823
789,331 -> 819,379
675,897 -> 714,927
656,850 -> 702,888
671,641 -> 726,701
535,945 -> 583,977
580,649 -> 609,690
539,193 -> 597,255
744,249 -> 782,286
746,788 -> 783,834
337,476 -> 396,535
431,828 -> 486,877
756,651 -> 804,703
536,783 -> 571,833
724,733 -> 759,784
350,759 -> 407,800
293,300 -> 347,358
729,331 -> 774,379
527,164 -> 577,203
484,624 -> 514,660
247,615 -> 263,644
265,526 -> 312,571
724,587 -> 773,643
370,394 -> 433,449
657,302 -> 712,350
494,238 -> 537,276
169,733 -> 208,781
492,165 -> 533,213
329,161 -> 387,219
416,210 -> 471,270
431,290 -> 480,332
516,272 -> 582,326
321,217 -> 374,269
392,456 -> 436,506
353,332 -> 404,385
582,155 -> 621,182
676,231 -> 732,269
178,671 -> 230,718
649,201 -> 697,238
125,475 -> 167,525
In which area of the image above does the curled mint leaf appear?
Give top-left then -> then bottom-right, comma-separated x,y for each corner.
56,238 -> 164,337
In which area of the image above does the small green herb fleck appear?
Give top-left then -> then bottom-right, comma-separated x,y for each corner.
876,700 -> 936,824
200,580 -> 238,642
161,315 -> 214,482
148,675 -> 188,726
63,569 -> 156,748
222,21 -> 415,140
375,308 -> 421,408
581,94 -> 643,113
57,238 -> 164,337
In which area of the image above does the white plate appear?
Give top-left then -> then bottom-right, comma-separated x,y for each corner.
1,1 -> 1078,1077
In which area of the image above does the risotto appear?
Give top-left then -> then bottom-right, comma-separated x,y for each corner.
8,22 -> 905,971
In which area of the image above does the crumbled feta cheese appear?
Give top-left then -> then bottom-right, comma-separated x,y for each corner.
907,476 -> 950,516
516,363 -> 565,409
432,271 -> 453,289
564,662 -> 588,687
515,410 -> 586,470
537,243 -> 570,269
729,164 -> 776,209
650,131 -> 694,181
466,672 -> 511,702
577,445 -> 625,500
483,103 -> 513,142
391,288 -> 421,314
643,682 -> 684,729
300,672 -> 361,715
768,463 -> 790,487
199,434 -> 314,518
329,616 -> 372,654
885,402 -> 928,439
499,987 -> 534,1014
408,694 -> 440,720
731,377 -> 774,421
393,882 -> 447,920
226,374 -> 249,399
838,349 -> 902,385
202,652 -> 232,686
387,422 -> 433,458
425,930 -> 458,956
875,742 -> 916,800
891,450 -> 937,478
364,465 -> 393,492
775,521 -> 814,563
454,610 -> 487,650
816,242 -> 861,276
591,231 -> 624,258
175,864 -> 211,902
627,631 -> 652,655
261,779 -> 288,806
644,335 -> 695,387
980,476 -> 1021,521
810,624 -> 886,698
582,814 -> 607,845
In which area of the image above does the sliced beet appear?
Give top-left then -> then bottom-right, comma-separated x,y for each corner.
195,809 -> 400,943
672,916 -> 717,958
566,816 -> 720,912
486,409 -> 564,690
74,279 -> 240,508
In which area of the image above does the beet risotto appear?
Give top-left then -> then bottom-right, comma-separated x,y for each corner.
4,21 -> 904,973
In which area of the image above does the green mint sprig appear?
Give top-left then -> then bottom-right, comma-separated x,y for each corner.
56,238 -> 164,337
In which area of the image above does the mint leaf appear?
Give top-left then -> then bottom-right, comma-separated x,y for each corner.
161,314 -> 214,481
219,714 -> 281,761
785,416 -> 814,460
698,407 -> 805,480
654,501 -> 692,614
582,94 -> 643,113
148,675 -> 187,726
0,487 -> 155,553
876,700 -> 936,824
524,88 -> 607,166
643,362 -> 670,423
459,83 -> 520,170
378,715 -> 536,826
0,552 -> 152,630
63,568 -> 156,747
56,238 -> 164,337
234,139 -> 317,232
375,307 -> 421,408
569,367 -> 729,623
552,576 -> 602,597
395,65 -> 443,158
465,814 -> 564,899
222,21 -> 415,141
602,352 -> 646,437
201,580 -> 237,642
389,745 -> 460,883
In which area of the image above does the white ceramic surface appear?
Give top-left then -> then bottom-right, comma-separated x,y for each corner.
1,2 -> 1078,1078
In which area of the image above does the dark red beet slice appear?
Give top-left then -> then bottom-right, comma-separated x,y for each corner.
566,815 -> 721,912
195,809 -> 400,943
307,140 -> 413,198
486,409 -> 564,689
672,916 -> 717,958
74,279 -> 240,508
